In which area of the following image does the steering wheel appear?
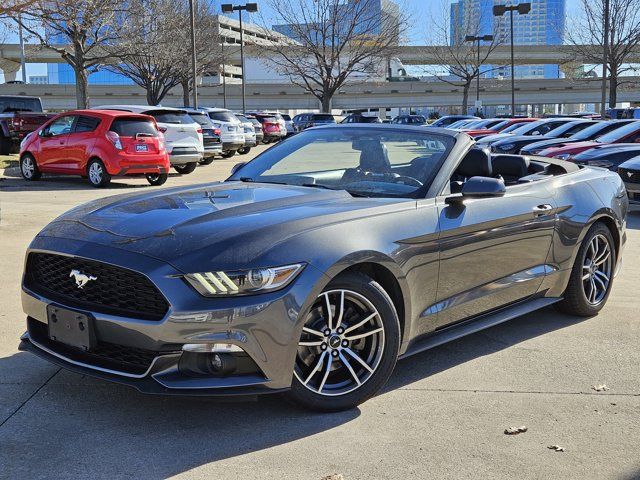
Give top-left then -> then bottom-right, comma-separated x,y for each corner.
391,175 -> 423,187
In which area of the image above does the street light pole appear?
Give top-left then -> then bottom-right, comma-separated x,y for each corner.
222,41 -> 227,108
601,0 -> 610,117
465,34 -> 494,115
18,15 -> 27,83
221,3 -> 258,113
493,3 -> 531,117
189,0 -> 198,108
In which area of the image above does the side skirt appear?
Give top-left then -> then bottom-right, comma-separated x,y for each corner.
399,296 -> 562,359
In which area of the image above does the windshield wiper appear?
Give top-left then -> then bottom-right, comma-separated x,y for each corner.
301,183 -> 337,190
239,177 -> 253,182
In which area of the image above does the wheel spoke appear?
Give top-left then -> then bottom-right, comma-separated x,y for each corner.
594,270 -> 609,283
302,326 -> 325,338
334,290 -> 345,330
338,351 -> 361,386
344,347 -> 374,373
345,327 -> 383,341
593,274 -> 606,292
317,355 -> 333,393
343,312 -> 377,335
594,250 -> 610,266
324,292 -> 333,330
589,278 -> 597,303
303,350 -> 327,385
298,340 -> 324,347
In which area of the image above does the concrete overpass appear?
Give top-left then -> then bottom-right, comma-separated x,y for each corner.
3,77 -> 639,111
2,42 -> 638,72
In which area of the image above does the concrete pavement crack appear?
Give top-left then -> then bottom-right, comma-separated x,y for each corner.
0,367 -> 61,430
396,387 -> 640,396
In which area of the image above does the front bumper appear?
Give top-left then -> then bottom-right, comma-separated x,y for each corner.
20,237 -> 326,396
623,180 -> 640,204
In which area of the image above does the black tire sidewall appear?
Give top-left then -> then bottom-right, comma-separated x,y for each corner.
173,162 -> 197,174
287,271 -> 401,412
146,172 -> 168,186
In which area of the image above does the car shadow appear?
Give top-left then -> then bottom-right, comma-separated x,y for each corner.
0,173 -> 184,192
0,307 -> 589,478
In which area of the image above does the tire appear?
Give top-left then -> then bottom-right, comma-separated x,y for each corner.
87,158 -> 111,187
146,172 -> 168,186
0,135 -> 11,155
199,157 -> 215,165
20,154 -> 41,181
286,272 -> 401,412
555,222 -> 616,317
262,139 -> 271,145
237,147 -> 251,155
173,162 -> 197,174
222,150 -> 236,158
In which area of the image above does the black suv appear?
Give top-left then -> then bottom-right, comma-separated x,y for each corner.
292,113 -> 336,132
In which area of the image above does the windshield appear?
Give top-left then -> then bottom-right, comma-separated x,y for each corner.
596,121 -> 640,143
229,128 -> 455,198
146,110 -> 193,124
188,113 -> 213,127
489,120 -> 510,131
500,122 -> 529,133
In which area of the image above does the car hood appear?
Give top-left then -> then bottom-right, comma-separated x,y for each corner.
37,182 -> 407,271
492,135 -> 536,145
522,138 -> 572,152
475,133 -> 512,145
539,141 -> 598,156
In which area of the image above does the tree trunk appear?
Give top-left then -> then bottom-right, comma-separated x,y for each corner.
321,94 -> 332,113
182,79 -> 190,107
74,67 -> 89,109
608,73 -> 618,108
461,83 -> 470,114
146,88 -> 159,106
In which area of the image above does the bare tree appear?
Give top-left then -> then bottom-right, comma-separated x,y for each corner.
0,0 -> 37,16
567,0 -> 640,107
14,0 -> 128,108
262,0 -> 407,112
425,2 -> 503,113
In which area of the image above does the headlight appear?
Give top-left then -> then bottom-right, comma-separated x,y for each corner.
554,153 -> 572,160
184,264 -> 304,297
20,132 -> 32,149
498,143 -> 515,151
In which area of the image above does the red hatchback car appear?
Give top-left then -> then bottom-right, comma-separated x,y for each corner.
19,109 -> 170,187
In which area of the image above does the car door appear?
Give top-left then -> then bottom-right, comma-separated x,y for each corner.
433,181 -> 557,328
64,115 -> 101,172
36,115 -> 76,171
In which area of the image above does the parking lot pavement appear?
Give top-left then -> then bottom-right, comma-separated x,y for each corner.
1,146 -> 639,480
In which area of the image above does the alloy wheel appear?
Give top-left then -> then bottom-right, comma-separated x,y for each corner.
22,156 -> 35,179
582,233 -> 613,305
294,289 -> 385,396
88,162 -> 103,185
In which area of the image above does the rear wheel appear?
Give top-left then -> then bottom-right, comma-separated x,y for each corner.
222,150 -> 236,158
237,147 -> 251,155
20,154 -> 41,181
87,158 -> 111,187
173,162 -> 197,174
287,272 -> 400,412
146,172 -> 168,186
199,157 -> 215,165
556,222 -> 616,316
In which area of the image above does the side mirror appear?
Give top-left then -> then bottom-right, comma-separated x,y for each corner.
230,162 -> 246,176
446,176 -> 506,204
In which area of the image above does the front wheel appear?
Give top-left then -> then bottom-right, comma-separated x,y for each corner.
87,158 -> 111,187
173,162 -> 197,174
287,272 -> 400,412
555,222 -> 616,317
222,150 -> 236,158
146,172 -> 168,186
199,157 -> 215,165
20,154 -> 41,181
237,147 -> 251,155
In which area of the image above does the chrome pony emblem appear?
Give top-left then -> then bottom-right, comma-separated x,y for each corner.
628,171 -> 634,178
70,269 -> 97,289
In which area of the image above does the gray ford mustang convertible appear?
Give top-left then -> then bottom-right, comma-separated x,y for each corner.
20,124 -> 627,411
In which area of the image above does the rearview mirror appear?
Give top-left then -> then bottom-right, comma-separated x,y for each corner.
446,176 -> 506,204
231,162 -> 246,176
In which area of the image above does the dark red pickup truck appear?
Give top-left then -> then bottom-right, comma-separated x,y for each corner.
0,95 -> 56,154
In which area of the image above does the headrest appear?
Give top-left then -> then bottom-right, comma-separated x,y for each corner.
456,148 -> 492,177
359,141 -> 390,171
492,155 -> 530,178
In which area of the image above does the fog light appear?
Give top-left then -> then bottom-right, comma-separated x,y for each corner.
182,343 -> 244,353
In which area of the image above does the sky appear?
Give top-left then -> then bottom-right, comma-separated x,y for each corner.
1,0 -> 582,81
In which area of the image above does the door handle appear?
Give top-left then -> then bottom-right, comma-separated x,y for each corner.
532,204 -> 553,217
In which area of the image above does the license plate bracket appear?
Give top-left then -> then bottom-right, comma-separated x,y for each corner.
47,305 -> 96,351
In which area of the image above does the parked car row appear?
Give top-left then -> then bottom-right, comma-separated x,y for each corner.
442,115 -> 640,205
16,102 -> 301,188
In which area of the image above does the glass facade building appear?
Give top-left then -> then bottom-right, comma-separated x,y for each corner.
450,0 -> 566,79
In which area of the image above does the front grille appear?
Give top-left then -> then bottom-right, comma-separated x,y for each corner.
619,168 -> 640,184
24,252 -> 169,320
27,318 -> 172,375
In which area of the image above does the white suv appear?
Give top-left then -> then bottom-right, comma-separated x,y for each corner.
94,105 -> 204,174
203,108 -> 245,158
235,113 -> 257,155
